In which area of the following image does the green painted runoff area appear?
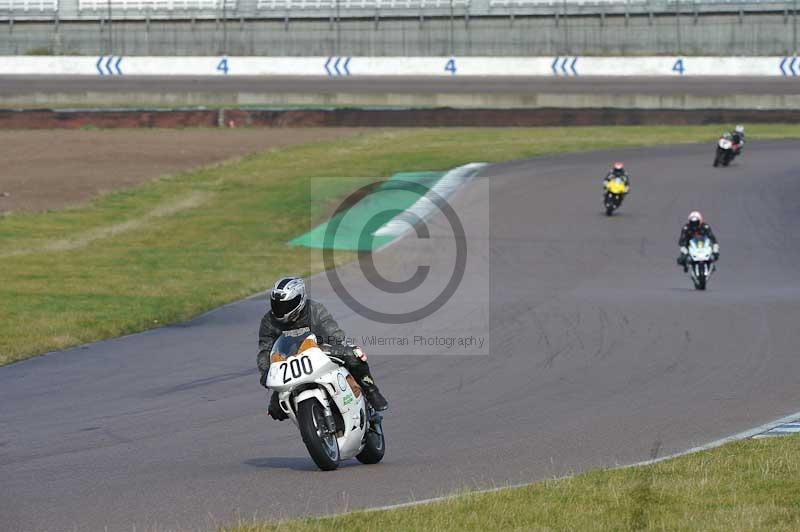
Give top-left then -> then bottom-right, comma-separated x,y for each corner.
289,171 -> 444,251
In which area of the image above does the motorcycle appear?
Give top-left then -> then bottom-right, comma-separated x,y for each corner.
265,332 -> 385,471
604,177 -> 629,216
686,236 -> 716,290
713,136 -> 740,167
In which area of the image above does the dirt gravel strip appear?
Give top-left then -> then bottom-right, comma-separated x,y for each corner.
0,128 -> 365,213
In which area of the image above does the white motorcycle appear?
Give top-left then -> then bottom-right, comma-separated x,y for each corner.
686,236 -> 716,290
713,136 -> 740,167
265,332 -> 385,471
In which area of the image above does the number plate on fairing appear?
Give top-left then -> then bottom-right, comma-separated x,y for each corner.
266,348 -> 332,390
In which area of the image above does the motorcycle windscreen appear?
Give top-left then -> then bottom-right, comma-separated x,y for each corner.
270,332 -> 318,360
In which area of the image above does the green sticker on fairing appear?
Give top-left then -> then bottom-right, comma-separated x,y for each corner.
343,394 -> 353,406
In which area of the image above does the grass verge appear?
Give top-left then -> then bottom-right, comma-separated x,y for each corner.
225,434 -> 800,532
2,125 -> 800,365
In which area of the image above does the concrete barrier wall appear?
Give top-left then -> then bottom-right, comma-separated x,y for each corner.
3,91 -> 800,111
2,106 -> 799,129
1,55 -> 798,76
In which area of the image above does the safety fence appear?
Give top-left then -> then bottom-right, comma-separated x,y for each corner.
0,0 -> 796,56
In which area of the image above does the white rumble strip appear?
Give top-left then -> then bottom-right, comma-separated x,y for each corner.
372,162 -> 487,239
752,417 -> 800,438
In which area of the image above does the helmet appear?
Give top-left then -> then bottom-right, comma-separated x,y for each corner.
734,124 -> 744,134
687,211 -> 703,229
612,161 -> 625,175
270,276 -> 307,323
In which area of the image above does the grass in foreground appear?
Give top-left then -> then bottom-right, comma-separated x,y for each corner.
226,434 -> 800,532
2,125 -> 800,365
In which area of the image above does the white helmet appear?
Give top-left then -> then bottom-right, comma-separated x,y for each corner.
270,276 -> 307,323
734,124 -> 744,134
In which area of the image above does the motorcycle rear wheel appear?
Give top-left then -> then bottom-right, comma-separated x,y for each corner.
298,400 -> 340,471
356,416 -> 385,465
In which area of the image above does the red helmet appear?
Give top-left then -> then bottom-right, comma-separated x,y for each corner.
688,211 -> 703,227
613,162 -> 625,171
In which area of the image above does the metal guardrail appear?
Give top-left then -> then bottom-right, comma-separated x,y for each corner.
258,0 -> 467,8
0,0 -> 795,21
491,0 -> 787,4
490,0 -> 645,6
0,0 -> 57,11
79,0 -> 217,9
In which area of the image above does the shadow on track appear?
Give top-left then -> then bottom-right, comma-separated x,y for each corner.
243,457 -> 320,471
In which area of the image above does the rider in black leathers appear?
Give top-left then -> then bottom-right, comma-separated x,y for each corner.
257,277 -> 388,420
677,211 -> 719,272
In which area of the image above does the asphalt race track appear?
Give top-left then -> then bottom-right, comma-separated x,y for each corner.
2,140 -> 800,531
1,76 -> 800,96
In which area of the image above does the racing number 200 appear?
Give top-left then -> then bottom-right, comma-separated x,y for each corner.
281,356 -> 314,383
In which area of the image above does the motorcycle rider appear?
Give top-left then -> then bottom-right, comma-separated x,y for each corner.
677,211 -> 719,273
731,124 -> 745,148
257,276 -> 389,420
604,162 -> 631,191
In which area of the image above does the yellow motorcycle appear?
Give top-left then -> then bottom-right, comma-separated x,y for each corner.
604,177 -> 629,216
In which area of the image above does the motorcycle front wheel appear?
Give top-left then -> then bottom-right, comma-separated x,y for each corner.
298,400 -> 340,471
713,148 -> 722,167
693,274 -> 707,291
604,195 -> 616,216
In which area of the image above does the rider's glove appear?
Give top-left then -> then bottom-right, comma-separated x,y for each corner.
259,371 -> 268,388
350,345 -> 368,362
712,243 -> 720,253
679,246 -> 688,255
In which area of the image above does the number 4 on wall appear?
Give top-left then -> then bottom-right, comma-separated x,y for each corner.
672,58 -> 686,76
217,57 -> 229,75
445,58 -> 457,75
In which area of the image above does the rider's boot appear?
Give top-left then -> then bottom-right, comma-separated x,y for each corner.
345,350 -> 389,411
359,374 -> 389,412
677,254 -> 688,273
